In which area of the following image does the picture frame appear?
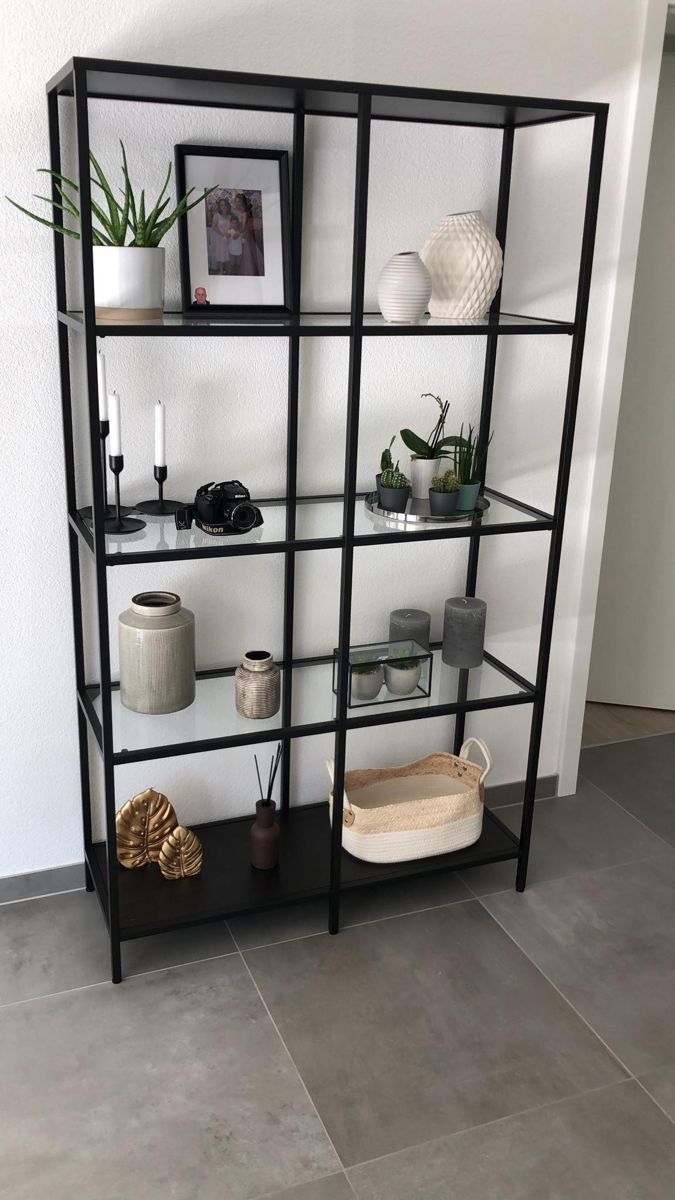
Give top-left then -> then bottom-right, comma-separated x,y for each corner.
175,145 -> 292,315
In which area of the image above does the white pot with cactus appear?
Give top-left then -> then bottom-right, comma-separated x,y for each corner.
8,143 -> 213,320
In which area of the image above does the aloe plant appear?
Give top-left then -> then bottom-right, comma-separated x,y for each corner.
6,141 -> 213,247
400,393 -> 465,460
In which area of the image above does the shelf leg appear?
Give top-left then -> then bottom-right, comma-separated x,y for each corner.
110,937 -> 122,985
84,861 -> 95,892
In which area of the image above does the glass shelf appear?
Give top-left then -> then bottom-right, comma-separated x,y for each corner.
73,491 -> 553,564
58,309 -> 574,338
361,311 -> 574,335
86,650 -> 534,761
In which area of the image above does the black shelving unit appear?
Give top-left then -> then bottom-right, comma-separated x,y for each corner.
47,57 -> 607,982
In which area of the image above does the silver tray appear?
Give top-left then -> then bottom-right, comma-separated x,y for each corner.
364,492 -> 489,525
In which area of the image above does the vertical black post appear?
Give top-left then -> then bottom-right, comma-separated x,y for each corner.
281,108 -> 305,815
329,94 -> 371,935
74,67 -> 122,981
454,125 -> 514,755
48,85 -> 94,892
516,110 -> 607,891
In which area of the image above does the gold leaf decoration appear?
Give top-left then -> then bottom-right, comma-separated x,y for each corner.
115,788 -> 178,869
158,825 -> 203,879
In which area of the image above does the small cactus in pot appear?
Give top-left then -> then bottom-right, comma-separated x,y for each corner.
376,436 -> 396,505
379,466 -> 411,513
429,469 -> 460,516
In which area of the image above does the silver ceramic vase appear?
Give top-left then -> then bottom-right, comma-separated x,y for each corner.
235,650 -> 281,719
118,591 -> 196,714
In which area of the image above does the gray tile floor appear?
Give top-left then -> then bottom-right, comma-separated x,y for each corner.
1,733 -> 675,1197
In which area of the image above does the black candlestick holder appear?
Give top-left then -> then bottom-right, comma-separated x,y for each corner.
136,465 -> 187,516
81,420 -> 132,521
105,455 -> 146,534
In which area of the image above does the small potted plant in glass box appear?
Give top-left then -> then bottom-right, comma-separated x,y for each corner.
379,465 -> 411,513
384,646 -> 423,696
350,651 -> 385,703
429,468 -> 459,516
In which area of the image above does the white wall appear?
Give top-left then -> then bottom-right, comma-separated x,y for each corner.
588,52 -> 675,707
0,0 -> 665,876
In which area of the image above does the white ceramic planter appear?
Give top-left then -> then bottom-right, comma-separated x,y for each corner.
351,665 -> 384,703
384,661 -> 422,696
377,251 -> 431,323
421,211 -> 502,318
410,456 -> 442,500
93,246 -> 165,320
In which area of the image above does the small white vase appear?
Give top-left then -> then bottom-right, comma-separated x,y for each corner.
93,246 -> 165,320
421,211 -> 503,318
377,251 -> 431,323
410,456 -> 442,500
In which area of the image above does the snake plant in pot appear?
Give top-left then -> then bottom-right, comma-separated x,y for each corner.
400,393 -> 465,499
453,423 -> 492,510
7,142 -> 213,319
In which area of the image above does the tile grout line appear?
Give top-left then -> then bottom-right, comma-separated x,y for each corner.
633,1077 -> 675,1129
0,886 -> 85,907
473,879 -> 675,1129
344,1077 -> 635,1178
236,891 -> 474,954
461,848 -> 673,902
227,918 -> 349,1180
467,883 -> 636,1080
581,728 -> 675,752
577,771 -> 675,852
251,1169 -> 358,1200
0,945 -> 240,1013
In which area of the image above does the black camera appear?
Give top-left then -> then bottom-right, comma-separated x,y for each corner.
175,481 -> 263,535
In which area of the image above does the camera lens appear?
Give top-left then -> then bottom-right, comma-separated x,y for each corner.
230,502 -> 257,532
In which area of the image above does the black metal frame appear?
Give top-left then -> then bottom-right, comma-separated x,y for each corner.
47,57 -> 607,982
175,144 -> 292,314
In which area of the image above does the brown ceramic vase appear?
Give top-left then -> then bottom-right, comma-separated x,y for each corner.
250,800 -> 280,870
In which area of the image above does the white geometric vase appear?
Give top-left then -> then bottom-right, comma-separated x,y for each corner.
421,211 -> 503,319
377,251 -> 432,323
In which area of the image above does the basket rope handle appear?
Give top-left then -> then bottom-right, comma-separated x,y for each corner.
459,737 -> 492,784
325,759 -> 354,814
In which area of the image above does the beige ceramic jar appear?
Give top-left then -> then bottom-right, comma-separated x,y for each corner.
118,591 -> 195,714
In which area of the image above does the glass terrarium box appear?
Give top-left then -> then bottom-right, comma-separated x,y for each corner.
332,639 -> 433,708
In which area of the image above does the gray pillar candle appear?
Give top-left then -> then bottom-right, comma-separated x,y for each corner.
389,608 -> 431,651
442,597 -> 487,668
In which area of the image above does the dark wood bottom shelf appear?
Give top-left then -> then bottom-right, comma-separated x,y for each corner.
92,803 -> 520,941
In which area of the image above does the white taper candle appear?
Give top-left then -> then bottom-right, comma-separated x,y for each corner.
97,350 -> 108,422
109,391 -> 122,457
154,400 -> 166,467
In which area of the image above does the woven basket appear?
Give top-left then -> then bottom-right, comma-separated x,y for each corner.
326,738 -> 490,863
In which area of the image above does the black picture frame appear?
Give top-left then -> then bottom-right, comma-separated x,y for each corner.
175,144 -> 292,316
